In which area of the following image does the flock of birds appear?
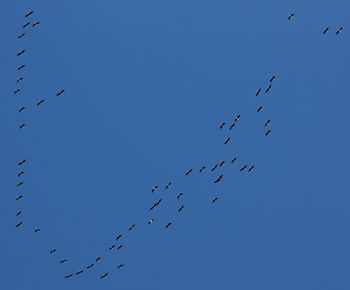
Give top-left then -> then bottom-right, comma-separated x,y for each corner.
12,9 -> 344,282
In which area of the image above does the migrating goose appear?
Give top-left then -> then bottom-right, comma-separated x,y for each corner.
264,119 -> 271,127
18,159 -> 26,166
37,99 -> 45,106
100,273 -> 109,279
185,168 -> 193,176
165,182 -> 172,189
219,160 -> 225,167
214,174 -> 223,184
178,205 -> 184,212
17,49 -> 26,56
34,228 -> 40,233
151,185 -> 158,193
211,163 -> 218,172
16,211 -> 22,216
116,234 -> 122,240
265,84 -> 272,93
240,165 -> 248,171
32,21 -> 40,27
269,75 -> 276,83
16,221 -> 23,228
14,89 -> 21,94
288,13 -> 295,20
117,264 -> 124,270
16,77 -> 24,83
219,122 -> 226,130
109,245 -> 116,250
16,195 -> 23,201
18,33 -> 26,39
257,106 -> 263,113
16,182 -> 24,187
224,137 -> 231,145
256,88 -> 261,96
56,89 -> 65,96
17,64 -> 26,71
117,245 -> 123,250
177,192 -> 184,200
65,274 -> 73,279
336,27 -> 343,35
265,130 -> 272,136
96,256 -> 102,262
22,22 -> 30,28
248,165 -> 255,172
18,107 -> 25,113
234,114 -> 241,122
229,123 -> 236,130
87,263 -> 94,269
212,197 -> 219,203
148,219 -> 154,225
50,249 -> 57,254
19,123 -> 26,129
60,259 -> 68,264
231,157 -> 237,163
75,270 -> 84,276
17,171 -> 24,176
128,224 -> 136,231
199,166 -> 206,173
165,222 -> 172,229
25,11 -> 34,17
323,27 -> 329,34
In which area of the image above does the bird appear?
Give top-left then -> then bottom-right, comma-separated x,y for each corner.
16,182 -> 24,187
17,64 -> 26,71
219,122 -> 226,129
16,211 -> 22,216
18,33 -> 26,39
248,165 -> 255,172
75,270 -> 84,276
19,123 -> 26,129
17,171 -> 24,177
117,245 -> 123,250
117,264 -> 124,270
60,259 -> 68,264
265,130 -> 272,136
152,185 -> 158,193
32,21 -> 40,27
56,89 -> 65,96
177,192 -> 184,200
37,99 -> 45,106
264,119 -> 271,127
231,157 -> 237,163
65,274 -> 73,279
214,174 -> 223,184
150,199 -> 161,211
22,22 -> 30,28
16,77 -> 24,83
265,84 -> 272,93
109,245 -> 116,250
211,163 -> 218,172
128,224 -> 136,231
34,228 -> 40,233
229,123 -> 236,130
100,273 -> 109,279
96,256 -> 102,262
185,168 -> 193,176
14,89 -> 21,94
165,222 -> 172,229
18,159 -> 26,166
224,137 -> 231,145
148,219 -> 154,225
178,205 -> 184,212
212,197 -> 219,203
256,88 -> 261,96
18,107 -> 25,113
87,263 -> 94,269
240,165 -> 247,171
336,27 -> 343,35
257,106 -> 263,113
16,222 -> 23,228
25,11 -> 34,17
219,160 -> 225,167
17,49 -> 26,56
156,198 -> 162,206
116,234 -> 122,240
323,27 -> 329,34
234,114 -> 241,122
16,195 -> 23,201
165,182 -> 172,189
50,249 -> 57,254
199,166 -> 206,173
270,75 -> 276,83
288,13 -> 295,20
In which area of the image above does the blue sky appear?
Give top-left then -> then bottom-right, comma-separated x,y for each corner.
1,0 -> 350,289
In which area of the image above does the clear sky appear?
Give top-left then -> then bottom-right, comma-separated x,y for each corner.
1,0 -> 350,289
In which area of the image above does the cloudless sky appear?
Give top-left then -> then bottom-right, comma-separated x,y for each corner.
1,0 -> 350,289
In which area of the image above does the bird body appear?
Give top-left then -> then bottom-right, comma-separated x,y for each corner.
256,88 -> 261,96
265,84 -> 272,93
56,89 -> 65,96
37,99 -> 45,106
18,33 -> 26,39
224,137 -> 231,145
178,205 -> 184,212
185,169 -> 193,176
152,185 -> 158,193
14,89 -> 21,94
18,159 -> 26,166
18,107 -> 25,113
16,77 -> 24,83
128,224 -> 136,231
148,219 -> 154,225
265,130 -> 272,136
336,27 -> 343,35
117,264 -> 124,270
23,22 -> 30,28
60,259 -> 68,264
177,192 -> 184,200
16,211 -> 22,216
165,182 -> 172,189
219,122 -> 226,129
34,228 -> 40,233
288,13 -> 295,20
25,11 -> 34,17
219,161 -> 225,167
16,221 -> 23,228
269,75 -> 276,83
323,27 -> 329,34
165,222 -> 172,229
32,21 -> 40,27
16,195 -> 23,201
214,174 -> 223,184
117,245 -> 123,250
100,273 -> 109,279
199,166 -> 206,173
257,106 -> 263,113
16,182 -> 24,187
87,263 -> 95,269
212,197 -> 219,203
75,270 -> 84,276
248,165 -> 255,172
19,123 -> 26,129
231,157 -> 237,163
17,49 -> 26,56
229,123 -> 236,130
240,165 -> 247,171
17,65 -> 26,71
50,249 -> 57,254
234,114 -> 241,122
109,245 -> 116,250
65,274 -> 73,279
116,234 -> 122,240
264,119 -> 271,127
96,256 -> 102,262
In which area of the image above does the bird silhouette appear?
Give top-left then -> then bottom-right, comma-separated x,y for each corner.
25,11 -> 34,17
229,123 -> 236,130
32,21 -> 40,27
87,263 -> 94,269
50,249 -> 57,254
211,163 -> 218,172
16,221 -> 23,228
17,65 -> 26,71
17,49 -> 26,56
75,270 -> 84,276
264,119 -> 271,127
178,205 -> 185,212
224,137 -> 231,145
248,165 -> 255,172
18,107 -> 25,113
16,77 -> 24,83
16,211 -> 22,216
231,157 -> 237,163
256,88 -> 261,96
65,274 -> 73,279
18,33 -> 26,39
117,244 -> 123,250
185,168 -> 193,176
60,259 -> 68,264
199,166 -> 206,173
18,159 -> 26,166
96,256 -> 102,262
152,185 -> 158,193
109,245 -> 116,250
265,130 -> 272,136
148,219 -> 154,225
269,75 -> 276,83
336,27 -> 343,35
219,122 -> 226,129
214,174 -> 223,183
240,165 -> 248,171
37,99 -> 45,106
288,13 -> 295,20
265,84 -> 272,93
165,182 -> 172,189
100,273 -> 109,279
22,22 -> 30,28
14,89 -> 21,94
128,224 -> 136,231
34,228 -> 40,233
177,192 -> 184,200
234,114 -> 241,122
19,123 -> 26,129
165,222 -> 172,229
16,182 -> 24,187
212,197 -> 219,203
117,264 -> 124,270
16,195 -> 23,201
56,89 -> 65,96
219,161 -> 225,167
17,171 -> 24,177
257,106 -> 263,113
323,27 -> 329,34
116,234 -> 122,240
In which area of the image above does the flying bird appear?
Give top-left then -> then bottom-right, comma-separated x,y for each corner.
16,195 -> 23,201
17,49 -> 26,56
16,222 -> 23,228
100,273 -> 109,279
36,99 -> 45,106
16,211 -> 22,216
264,119 -> 271,127
212,197 -> 219,203
16,182 -> 24,187
219,122 -> 226,129
269,75 -> 276,83
231,157 -> 237,163
34,228 -> 40,233
165,182 -> 172,189
117,264 -> 124,270
336,27 -> 343,35
148,219 -> 154,225
178,205 -> 184,212
14,89 -> 21,94
25,11 -> 34,17
165,222 -> 172,229
288,13 -> 295,20
109,245 -> 116,250
257,106 -> 263,113
240,165 -> 248,171
56,89 -> 65,96
60,259 -> 68,264
65,274 -> 73,279
265,130 -> 272,136
50,249 -> 57,254
323,27 -> 329,34
22,22 -> 30,28
18,107 -> 25,113
18,33 -> 26,39
256,88 -> 261,96
214,174 -> 223,184
16,77 -> 24,83
265,84 -> 272,93
19,123 -> 26,129
116,234 -> 122,240
96,256 -> 102,262
18,159 -> 26,166
211,163 -> 218,172
117,245 -> 123,250
32,21 -> 40,27
229,123 -> 236,130
185,168 -> 193,176
219,160 -> 225,167
87,263 -> 94,269
177,192 -> 184,200
17,64 -> 26,71
75,270 -> 84,276
151,185 -> 158,193
224,137 -> 231,145
234,114 -> 241,122
128,224 -> 136,231
17,171 -> 24,177
199,166 -> 206,173
248,165 -> 255,172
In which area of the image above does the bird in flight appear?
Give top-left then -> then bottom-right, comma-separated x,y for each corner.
165,182 -> 172,189
128,224 -> 136,231
199,166 -> 206,173
219,122 -> 226,129
265,130 -> 272,136
264,119 -> 271,127
32,21 -> 40,27
336,27 -> 343,35
185,168 -> 193,176
17,65 -> 26,71
177,192 -> 184,200
16,211 -> 22,216
231,157 -> 237,163
16,182 -> 24,188
229,123 -> 236,130
19,123 -> 26,129
60,259 -> 68,264
18,159 -> 26,166
288,13 -> 295,20
75,270 -> 84,276
16,195 -> 23,201
87,263 -> 94,269
65,274 -> 73,279
212,197 -> 219,203
109,245 -> 116,250
14,89 -> 21,94
224,137 -> 231,145
16,222 -> 23,228
37,99 -> 45,106
165,222 -> 172,229
50,249 -> 57,254
234,114 -> 241,122
22,22 -> 30,28
248,165 -> 255,172
256,88 -> 261,96
116,234 -> 122,240
100,273 -> 109,279
265,84 -> 272,93
18,33 -> 26,39
56,89 -> 65,96
25,11 -> 34,17
240,165 -> 248,171
117,245 -> 123,250
219,160 -> 225,167
117,264 -> 124,270
34,228 -> 41,233
96,256 -> 102,262
214,174 -> 223,184
17,49 -> 26,56
18,107 -> 25,113
16,77 -> 24,83
257,106 -> 263,113
178,205 -> 185,213
270,75 -> 276,83
151,185 -> 158,193
148,219 -> 154,225
211,163 -> 218,172
323,27 -> 329,34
